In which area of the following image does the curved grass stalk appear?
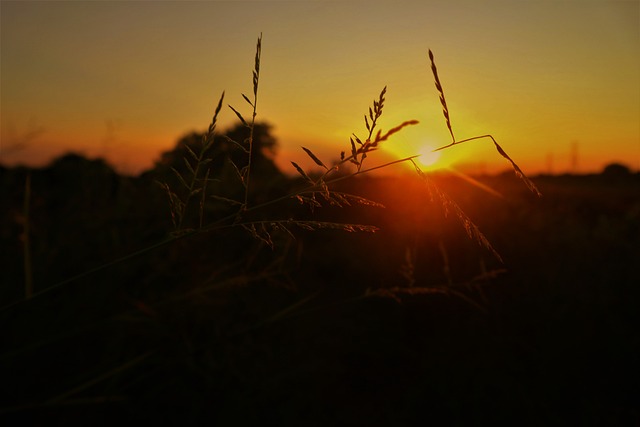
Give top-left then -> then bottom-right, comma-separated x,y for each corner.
428,50 -> 541,197
434,134 -> 542,197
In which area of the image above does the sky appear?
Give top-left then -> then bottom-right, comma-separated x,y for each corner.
1,0 -> 639,176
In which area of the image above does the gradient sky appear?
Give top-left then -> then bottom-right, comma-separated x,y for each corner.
2,0 -> 639,175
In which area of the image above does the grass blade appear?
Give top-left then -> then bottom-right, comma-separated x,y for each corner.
301,146 -> 328,170
242,93 -> 254,107
291,161 -> 314,183
491,138 -> 542,197
228,105 -> 248,127
170,167 -> 189,190
429,49 -> 455,143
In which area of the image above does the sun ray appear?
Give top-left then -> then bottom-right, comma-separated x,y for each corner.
445,167 -> 504,199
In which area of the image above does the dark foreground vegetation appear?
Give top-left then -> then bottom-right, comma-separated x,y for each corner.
1,134 -> 638,425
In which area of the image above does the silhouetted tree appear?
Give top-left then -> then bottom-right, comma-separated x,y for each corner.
602,162 -> 631,178
151,122 -> 288,223
155,122 -> 278,177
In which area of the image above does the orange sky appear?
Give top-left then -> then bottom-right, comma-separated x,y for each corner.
2,1 -> 639,176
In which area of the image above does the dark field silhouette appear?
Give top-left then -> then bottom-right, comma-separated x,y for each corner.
2,35 -> 638,426
1,137 -> 638,425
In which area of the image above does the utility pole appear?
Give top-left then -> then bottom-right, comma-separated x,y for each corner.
570,141 -> 579,174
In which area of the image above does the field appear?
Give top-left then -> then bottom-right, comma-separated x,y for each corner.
1,152 -> 638,425
2,36 -> 639,426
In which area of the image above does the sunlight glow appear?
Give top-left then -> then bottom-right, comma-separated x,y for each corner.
416,144 -> 441,168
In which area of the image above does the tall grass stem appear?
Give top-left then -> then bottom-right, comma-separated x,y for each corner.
242,34 -> 262,209
23,172 -> 33,299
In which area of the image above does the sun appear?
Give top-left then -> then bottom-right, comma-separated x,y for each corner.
379,134 -> 452,173
416,144 -> 441,168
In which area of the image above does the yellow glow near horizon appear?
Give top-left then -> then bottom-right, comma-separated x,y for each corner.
378,125 -> 477,174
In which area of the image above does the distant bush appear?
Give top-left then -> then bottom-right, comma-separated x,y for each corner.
602,162 -> 631,178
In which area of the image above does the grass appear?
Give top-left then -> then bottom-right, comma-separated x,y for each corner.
149,36 -> 538,274
428,49 -> 541,197
2,35 -> 538,312
0,34 -> 588,425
